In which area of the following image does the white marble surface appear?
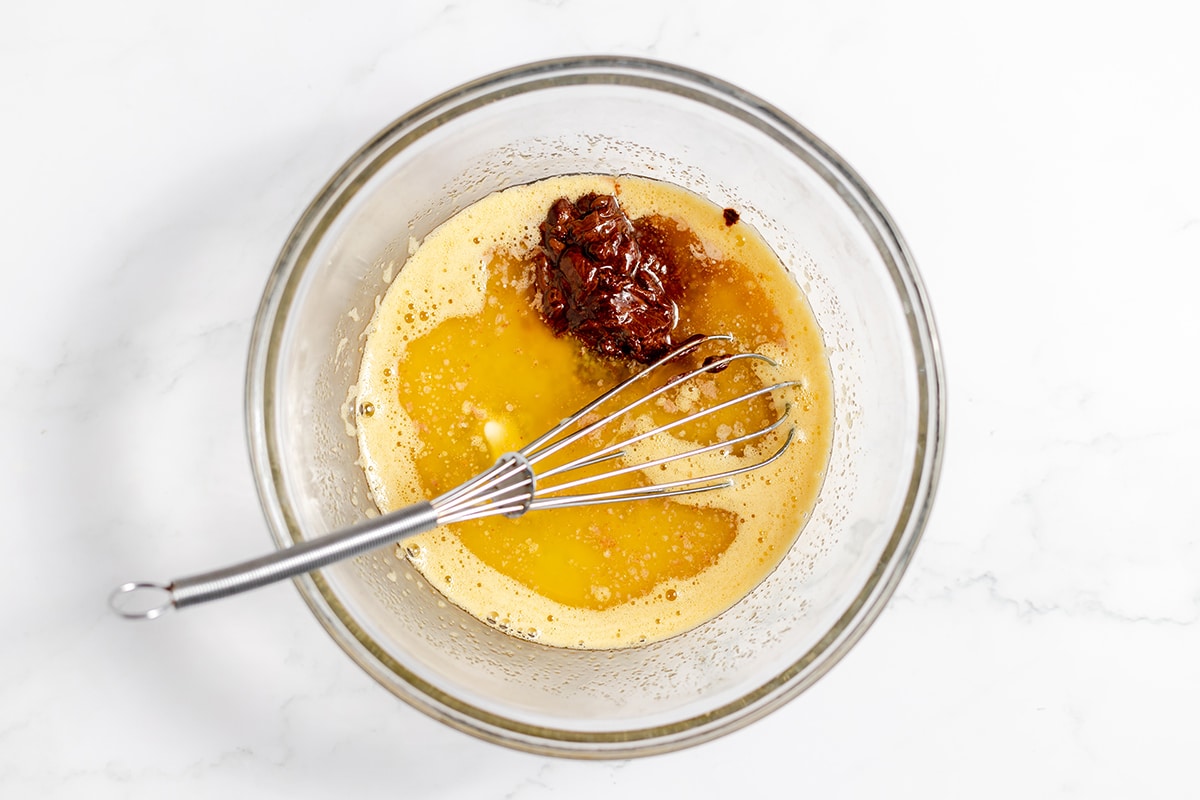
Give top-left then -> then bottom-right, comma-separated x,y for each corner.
3,0 -> 1198,796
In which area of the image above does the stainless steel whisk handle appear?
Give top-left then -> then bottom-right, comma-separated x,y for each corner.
108,502 -> 439,620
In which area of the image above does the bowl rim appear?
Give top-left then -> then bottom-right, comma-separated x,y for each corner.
245,54 -> 946,758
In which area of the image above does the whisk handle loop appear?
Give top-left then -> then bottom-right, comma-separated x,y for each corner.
109,502 -> 439,620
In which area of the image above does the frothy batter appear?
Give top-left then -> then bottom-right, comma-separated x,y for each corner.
355,175 -> 833,649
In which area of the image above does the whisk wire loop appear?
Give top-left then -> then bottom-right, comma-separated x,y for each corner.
429,334 -> 798,525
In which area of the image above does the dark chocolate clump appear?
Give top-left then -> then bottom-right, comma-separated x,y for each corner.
532,193 -> 684,363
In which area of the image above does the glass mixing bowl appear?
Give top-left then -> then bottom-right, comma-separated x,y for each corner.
246,56 -> 944,757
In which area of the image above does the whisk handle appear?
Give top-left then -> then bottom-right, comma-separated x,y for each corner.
109,502 -> 439,620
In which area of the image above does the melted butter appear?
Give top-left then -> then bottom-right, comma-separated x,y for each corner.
356,174 -> 833,649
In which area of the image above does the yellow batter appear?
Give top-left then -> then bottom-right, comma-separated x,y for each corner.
355,175 -> 832,649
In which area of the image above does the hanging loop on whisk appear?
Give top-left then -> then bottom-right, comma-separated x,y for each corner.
109,581 -> 175,620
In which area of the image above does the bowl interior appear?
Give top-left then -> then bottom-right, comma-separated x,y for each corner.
252,60 -> 939,755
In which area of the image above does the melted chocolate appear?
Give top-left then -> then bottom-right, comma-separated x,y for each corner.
723,208 -> 740,226
532,193 -> 685,363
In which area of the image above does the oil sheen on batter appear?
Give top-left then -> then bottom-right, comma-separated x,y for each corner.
355,175 -> 833,649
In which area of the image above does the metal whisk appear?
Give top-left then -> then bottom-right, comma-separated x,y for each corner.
109,334 -> 798,620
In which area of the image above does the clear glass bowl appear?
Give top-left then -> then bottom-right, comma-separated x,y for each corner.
246,56 -> 945,757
